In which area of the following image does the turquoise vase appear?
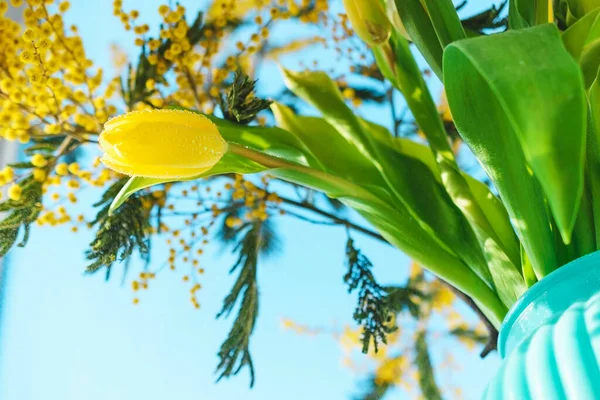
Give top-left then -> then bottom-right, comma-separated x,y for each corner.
483,251 -> 600,399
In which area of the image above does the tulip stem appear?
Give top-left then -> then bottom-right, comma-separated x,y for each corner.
228,142 -> 299,169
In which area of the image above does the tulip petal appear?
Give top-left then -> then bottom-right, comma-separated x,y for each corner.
100,154 -> 214,179
99,109 -> 227,179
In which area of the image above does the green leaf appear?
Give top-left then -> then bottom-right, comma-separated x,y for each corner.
288,113 -> 520,273
563,0 -> 600,23
109,152 -> 267,213
509,0 -> 553,28
509,0 -> 533,29
344,237 -> 397,353
393,0 -> 465,80
270,166 -> 507,328
373,29 -> 526,305
562,8 -> 600,59
205,114 -> 319,168
561,8 -> 600,88
445,24 -> 587,246
394,0 -> 444,79
280,68 -> 501,288
520,243 -> 538,286
586,69 -> 600,248
414,331 -> 442,400
215,220 -> 264,387
420,0 -> 466,47
271,102 -> 384,188
0,228 -> 19,258
444,24 -> 587,277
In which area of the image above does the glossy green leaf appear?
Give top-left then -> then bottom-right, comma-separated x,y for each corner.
279,71 -> 527,305
271,102 -> 384,188
445,24 -> 587,248
444,25 -> 589,277
520,243 -> 538,287
394,0 -> 443,79
372,28 -> 526,304
509,0 -> 554,28
294,113 -> 520,272
509,0 -> 533,29
109,152 -> 266,212
270,166 -> 507,327
587,70 -> 600,248
204,115 -> 320,168
571,186 -> 596,257
420,0 -> 466,46
563,0 -> 600,22
281,68 -> 495,278
562,8 -> 600,59
561,8 -> 600,88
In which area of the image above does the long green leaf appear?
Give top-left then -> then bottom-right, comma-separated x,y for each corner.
109,153 -> 266,212
270,165 -> 507,326
372,28 -> 526,305
445,24 -> 587,248
562,7 -> 600,59
394,0 -> 443,79
563,0 -> 600,23
280,68 -> 504,289
561,8 -> 600,87
443,25 -> 589,277
587,69 -> 600,248
289,113 -> 520,270
271,103 -> 384,188
234,141 -> 507,324
420,0 -> 466,46
509,0 -> 533,29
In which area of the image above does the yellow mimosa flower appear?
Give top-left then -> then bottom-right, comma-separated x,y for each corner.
99,109 -> 227,179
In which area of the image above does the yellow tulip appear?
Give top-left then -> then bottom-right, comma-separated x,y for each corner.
99,109 -> 227,179
343,0 -> 391,46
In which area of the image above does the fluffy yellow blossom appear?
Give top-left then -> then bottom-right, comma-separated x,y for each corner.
99,109 -> 228,178
55,163 -> 68,176
68,162 -> 80,175
1,166 -> 14,182
31,153 -> 48,167
8,184 -> 22,201
33,168 -> 47,182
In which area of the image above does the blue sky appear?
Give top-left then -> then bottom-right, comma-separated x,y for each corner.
0,1 -> 500,399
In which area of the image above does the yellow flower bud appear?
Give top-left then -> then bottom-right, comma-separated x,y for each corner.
99,109 -> 227,179
33,168 -> 46,182
31,153 -> 48,168
8,184 -> 21,201
342,0 -> 391,46
55,162 -> 68,176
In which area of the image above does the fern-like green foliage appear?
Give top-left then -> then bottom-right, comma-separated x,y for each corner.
215,217 -> 278,387
356,375 -> 393,400
461,0 -> 507,33
414,331 -> 442,400
384,285 -> 425,318
218,70 -> 273,125
344,237 -> 397,353
449,325 -> 489,345
0,176 -> 43,257
85,178 -> 150,276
